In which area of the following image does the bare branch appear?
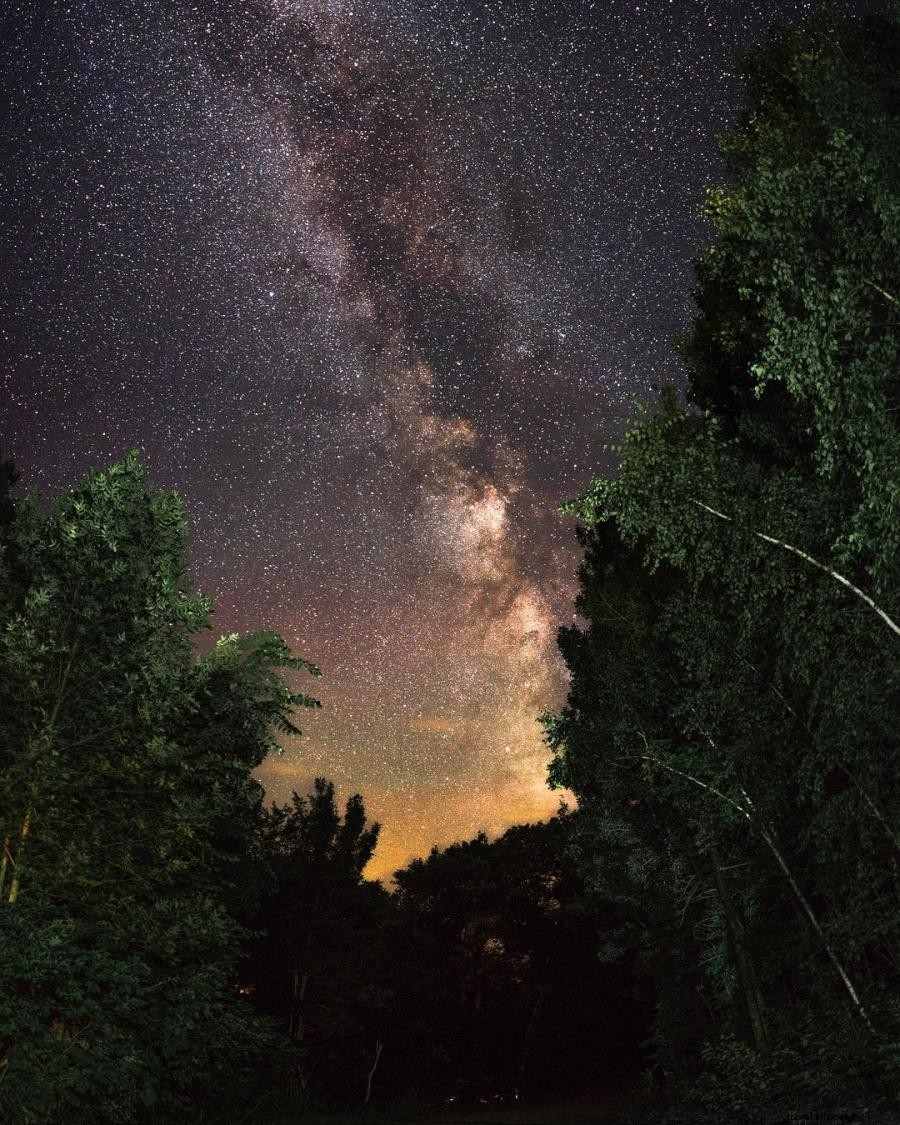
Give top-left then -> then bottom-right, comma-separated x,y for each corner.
866,278 -> 899,306
692,500 -> 900,640
365,1039 -> 383,1104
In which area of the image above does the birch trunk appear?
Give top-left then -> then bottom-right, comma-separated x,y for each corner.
0,835 -> 9,900
364,1039 -> 383,1104
691,500 -> 900,640
641,754 -> 876,1034
8,808 -> 32,904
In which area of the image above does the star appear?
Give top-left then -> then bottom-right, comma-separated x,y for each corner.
1,0 -> 872,880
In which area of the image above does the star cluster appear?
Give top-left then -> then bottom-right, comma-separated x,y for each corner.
1,0 -> 865,878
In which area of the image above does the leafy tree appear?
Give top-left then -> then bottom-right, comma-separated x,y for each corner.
545,521 -> 779,1088
393,812 -> 647,1104
243,778 -> 393,1107
546,6 -> 900,1115
0,453 -> 320,1122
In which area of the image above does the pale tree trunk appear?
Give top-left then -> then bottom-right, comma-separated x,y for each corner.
289,969 -> 309,1041
289,969 -> 311,1099
640,752 -> 877,1035
691,500 -> 900,640
8,808 -> 32,904
0,834 -> 10,899
836,766 -> 899,851
296,1055 -> 317,1101
722,648 -> 898,849
866,279 -> 898,306
364,1039 -> 383,1104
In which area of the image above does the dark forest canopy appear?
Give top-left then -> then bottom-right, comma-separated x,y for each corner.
1,3 -> 899,1123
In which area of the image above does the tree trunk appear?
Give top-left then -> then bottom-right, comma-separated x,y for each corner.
364,1039 -> 383,1104
8,808 -> 32,904
641,752 -> 876,1034
709,843 -> 769,1051
691,499 -> 900,640
517,986 -> 548,1091
289,969 -> 309,1042
0,835 -> 10,900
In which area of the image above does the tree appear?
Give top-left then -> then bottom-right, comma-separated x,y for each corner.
0,447 -> 17,529
546,6 -> 900,1114
243,779 -> 393,1107
0,453 -> 320,1122
393,812 -> 647,1104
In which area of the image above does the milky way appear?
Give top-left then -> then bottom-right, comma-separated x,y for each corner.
1,0 -> 871,878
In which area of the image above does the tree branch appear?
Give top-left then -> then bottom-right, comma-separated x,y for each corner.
640,750 -> 877,1035
691,500 -> 899,640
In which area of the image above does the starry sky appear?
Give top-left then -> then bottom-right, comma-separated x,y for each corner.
0,0 -> 871,879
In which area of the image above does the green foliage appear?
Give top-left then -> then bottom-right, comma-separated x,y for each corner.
547,6 -> 900,1115
0,453 -> 320,1122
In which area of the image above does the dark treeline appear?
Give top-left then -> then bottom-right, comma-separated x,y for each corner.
0,459 -> 642,1119
240,789 -> 644,1109
2,5 -> 899,1123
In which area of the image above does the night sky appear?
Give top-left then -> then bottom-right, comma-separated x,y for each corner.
0,0 -> 868,879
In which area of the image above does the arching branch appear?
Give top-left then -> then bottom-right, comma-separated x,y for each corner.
692,500 -> 899,640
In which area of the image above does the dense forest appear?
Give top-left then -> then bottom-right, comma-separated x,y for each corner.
1,6 -> 898,1123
